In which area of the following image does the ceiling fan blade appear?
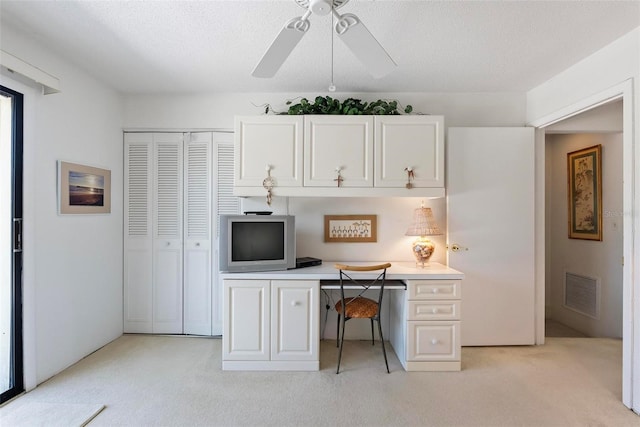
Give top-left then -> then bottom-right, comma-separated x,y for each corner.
252,16 -> 311,78
334,13 -> 397,78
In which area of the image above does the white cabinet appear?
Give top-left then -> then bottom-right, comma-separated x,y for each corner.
234,116 -> 303,189
223,280 -> 270,361
223,279 -> 319,370
304,116 -> 374,187
390,280 -> 462,371
232,115 -> 445,198
124,132 -> 216,335
374,115 -> 444,188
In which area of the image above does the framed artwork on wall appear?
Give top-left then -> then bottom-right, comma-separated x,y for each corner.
58,161 -> 111,214
567,145 -> 602,241
324,215 -> 377,243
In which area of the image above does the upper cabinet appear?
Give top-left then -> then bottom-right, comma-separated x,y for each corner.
234,116 -> 303,188
304,115 -> 374,188
375,115 -> 444,189
234,115 -> 445,199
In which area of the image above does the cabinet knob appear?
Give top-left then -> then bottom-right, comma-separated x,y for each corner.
291,301 -> 300,307
165,242 -> 170,247
432,288 -> 439,294
431,308 -> 438,314
431,339 -> 439,345
195,242 -> 200,247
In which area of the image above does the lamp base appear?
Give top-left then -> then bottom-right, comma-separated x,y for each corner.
411,237 -> 435,268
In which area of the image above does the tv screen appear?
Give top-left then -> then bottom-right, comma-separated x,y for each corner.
231,222 -> 285,262
219,214 -> 296,272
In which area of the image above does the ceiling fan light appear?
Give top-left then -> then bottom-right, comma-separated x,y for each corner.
309,0 -> 332,15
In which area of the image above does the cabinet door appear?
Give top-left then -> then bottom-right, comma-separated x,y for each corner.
271,281 -> 319,361
183,132 -> 212,335
153,134 -> 184,334
304,116 -> 374,187
223,280 -> 270,361
124,134 -> 153,333
374,115 -> 444,188
407,321 -> 460,361
234,116 -> 303,188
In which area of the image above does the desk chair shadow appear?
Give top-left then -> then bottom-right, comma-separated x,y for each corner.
334,263 -> 392,374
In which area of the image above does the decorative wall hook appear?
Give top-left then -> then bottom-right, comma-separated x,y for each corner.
262,165 -> 275,206
404,166 -> 415,189
334,166 -> 344,187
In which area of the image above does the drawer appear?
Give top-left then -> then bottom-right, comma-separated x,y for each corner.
407,321 -> 460,362
408,301 -> 461,321
407,280 -> 461,300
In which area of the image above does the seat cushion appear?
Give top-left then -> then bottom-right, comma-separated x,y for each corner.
335,297 -> 379,318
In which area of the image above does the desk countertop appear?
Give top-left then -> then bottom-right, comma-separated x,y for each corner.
220,261 -> 464,281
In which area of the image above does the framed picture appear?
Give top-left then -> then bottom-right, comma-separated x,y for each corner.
324,215 -> 377,243
567,145 -> 602,240
58,161 -> 111,214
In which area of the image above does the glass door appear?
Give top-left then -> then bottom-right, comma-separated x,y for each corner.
0,85 -> 24,403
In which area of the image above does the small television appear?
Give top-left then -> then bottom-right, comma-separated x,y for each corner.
219,214 -> 296,272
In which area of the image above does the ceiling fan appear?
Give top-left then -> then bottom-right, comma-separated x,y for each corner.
252,0 -> 397,79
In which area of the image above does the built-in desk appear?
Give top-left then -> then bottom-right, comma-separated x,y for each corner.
221,262 -> 464,372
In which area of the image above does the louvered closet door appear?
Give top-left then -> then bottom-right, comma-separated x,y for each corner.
213,132 -> 238,335
153,134 -> 184,334
124,134 -> 154,333
183,132 -> 212,335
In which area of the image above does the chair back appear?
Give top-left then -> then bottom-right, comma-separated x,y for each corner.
334,263 -> 392,310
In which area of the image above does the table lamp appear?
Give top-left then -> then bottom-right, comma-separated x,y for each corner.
405,203 -> 443,267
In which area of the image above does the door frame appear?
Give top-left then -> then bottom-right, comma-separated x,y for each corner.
0,85 -> 24,404
529,79 -> 635,410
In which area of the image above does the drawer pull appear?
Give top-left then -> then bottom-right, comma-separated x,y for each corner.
432,288 -> 439,294
431,339 -> 439,345
431,308 -> 438,314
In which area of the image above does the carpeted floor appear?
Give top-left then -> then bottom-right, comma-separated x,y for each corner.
1,334 -> 637,426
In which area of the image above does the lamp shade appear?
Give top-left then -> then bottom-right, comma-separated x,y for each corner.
405,207 -> 442,236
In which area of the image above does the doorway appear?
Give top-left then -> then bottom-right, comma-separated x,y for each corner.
544,100 -> 623,339
531,79 -> 634,409
0,85 -> 24,404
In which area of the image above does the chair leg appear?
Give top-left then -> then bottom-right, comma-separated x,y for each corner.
336,314 -> 340,348
370,318 -> 375,345
337,314 -> 347,374
377,319 -> 390,373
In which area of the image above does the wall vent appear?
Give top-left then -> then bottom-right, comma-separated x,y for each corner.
564,272 -> 600,319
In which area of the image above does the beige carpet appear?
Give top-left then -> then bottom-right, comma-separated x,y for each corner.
2,335 -> 638,426
0,401 -> 104,426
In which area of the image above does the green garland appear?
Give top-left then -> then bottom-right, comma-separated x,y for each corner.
265,96 -> 413,115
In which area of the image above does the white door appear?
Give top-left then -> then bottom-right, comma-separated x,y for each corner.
304,116 -> 374,187
223,280 -> 270,361
271,281 -> 319,361
183,132 -> 212,335
447,127 -> 535,346
153,134 -> 184,334
124,135 -> 154,333
374,115 -> 444,188
234,116 -> 303,187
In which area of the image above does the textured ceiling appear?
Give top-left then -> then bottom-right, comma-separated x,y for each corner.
1,0 -> 638,95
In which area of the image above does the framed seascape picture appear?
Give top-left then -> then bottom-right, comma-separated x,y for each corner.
567,145 -> 602,241
58,161 -> 111,214
324,215 -> 377,243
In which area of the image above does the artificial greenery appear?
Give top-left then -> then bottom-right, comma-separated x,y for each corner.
265,96 -> 413,115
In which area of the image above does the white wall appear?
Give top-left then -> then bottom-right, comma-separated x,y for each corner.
123,92 -> 526,131
545,132 -> 623,337
1,24 -> 124,387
